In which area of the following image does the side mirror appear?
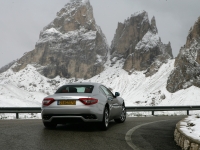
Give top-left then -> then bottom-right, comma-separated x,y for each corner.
115,92 -> 120,97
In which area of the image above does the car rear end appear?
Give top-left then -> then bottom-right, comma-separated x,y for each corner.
41,84 -> 104,124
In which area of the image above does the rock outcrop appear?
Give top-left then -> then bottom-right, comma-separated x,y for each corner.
12,0 -> 109,79
167,17 -> 200,93
110,11 -> 173,76
111,11 -> 150,62
0,60 -> 16,74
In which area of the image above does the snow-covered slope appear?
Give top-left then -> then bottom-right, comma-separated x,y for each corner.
87,59 -> 200,107
1,57 -> 200,110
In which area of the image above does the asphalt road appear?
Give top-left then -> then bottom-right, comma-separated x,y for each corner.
0,116 -> 184,150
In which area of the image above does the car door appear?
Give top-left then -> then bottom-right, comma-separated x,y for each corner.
105,87 -> 122,118
100,86 -> 119,119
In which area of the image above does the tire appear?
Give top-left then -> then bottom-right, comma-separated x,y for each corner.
43,122 -> 57,129
100,106 -> 109,130
114,104 -> 126,123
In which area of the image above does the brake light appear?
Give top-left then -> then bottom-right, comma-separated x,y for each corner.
42,98 -> 55,106
79,98 -> 98,105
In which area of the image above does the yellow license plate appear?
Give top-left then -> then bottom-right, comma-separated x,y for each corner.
58,100 -> 76,105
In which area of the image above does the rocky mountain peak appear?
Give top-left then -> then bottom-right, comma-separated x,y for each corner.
167,16 -> 200,93
12,0 -> 109,79
43,0 -> 95,34
110,10 -> 150,59
185,17 -> 200,48
165,42 -> 173,58
150,16 -> 158,34
110,11 -> 173,76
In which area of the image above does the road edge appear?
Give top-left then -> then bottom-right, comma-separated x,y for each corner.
174,118 -> 200,149
125,120 -> 167,150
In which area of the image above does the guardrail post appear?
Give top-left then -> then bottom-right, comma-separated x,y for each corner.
152,111 -> 154,116
187,110 -> 189,115
16,113 -> 19,119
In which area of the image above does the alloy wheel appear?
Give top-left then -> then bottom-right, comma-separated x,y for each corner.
104,107 -> 109,127
120,105 -> 126,121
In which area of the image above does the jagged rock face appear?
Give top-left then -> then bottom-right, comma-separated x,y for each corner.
111,11 -> 150,59
167,17 -> 200,93
186,17 -> 200,48
13,0 -> 108,79
0,60 -> 16,74
144,52 -> 171,77
111,11 -> 173,75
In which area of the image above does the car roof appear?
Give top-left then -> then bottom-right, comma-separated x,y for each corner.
64,82 -> 102,86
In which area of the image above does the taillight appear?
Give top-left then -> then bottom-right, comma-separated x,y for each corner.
42,98 -> 55,106
79,98 -> 98,105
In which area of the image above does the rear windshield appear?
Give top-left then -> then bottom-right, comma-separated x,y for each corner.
55,85 -> 94,93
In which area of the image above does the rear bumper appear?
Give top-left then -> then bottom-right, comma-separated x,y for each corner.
41,107 -> 103,123
42,114 -> 99,123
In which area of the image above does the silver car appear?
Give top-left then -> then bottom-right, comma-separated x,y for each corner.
41,82 -> 126,130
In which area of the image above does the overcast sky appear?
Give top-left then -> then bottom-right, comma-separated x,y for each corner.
0,0 -> 200,68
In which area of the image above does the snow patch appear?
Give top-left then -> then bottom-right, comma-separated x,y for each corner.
135,31 -> 159,51
96,54 -> 103,63
81,31 -> 96,40
36,27 -> 97,46
45,28 -> 60,34
131,10 -> 146,17
81,0 -> 89,4
179,115 -> 200,142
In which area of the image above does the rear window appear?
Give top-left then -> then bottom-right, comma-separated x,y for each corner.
55,85 -> 94,93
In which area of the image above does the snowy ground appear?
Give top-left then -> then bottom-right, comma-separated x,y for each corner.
1,59 -> 200,112
179,115 -> 200,143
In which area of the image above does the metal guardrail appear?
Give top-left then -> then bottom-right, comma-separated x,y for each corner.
126,106 -> 200,115
0,107 -> 41,119
0,106 -> 200,119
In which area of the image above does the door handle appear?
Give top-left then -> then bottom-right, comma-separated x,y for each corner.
108,97 -> 113,101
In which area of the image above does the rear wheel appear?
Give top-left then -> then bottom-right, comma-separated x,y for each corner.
100,106 -> 109,130
43,122 -> 57,129
114,104 -> 126,123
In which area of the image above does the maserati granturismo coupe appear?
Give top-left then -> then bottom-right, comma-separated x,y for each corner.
41,82 -> 126,130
